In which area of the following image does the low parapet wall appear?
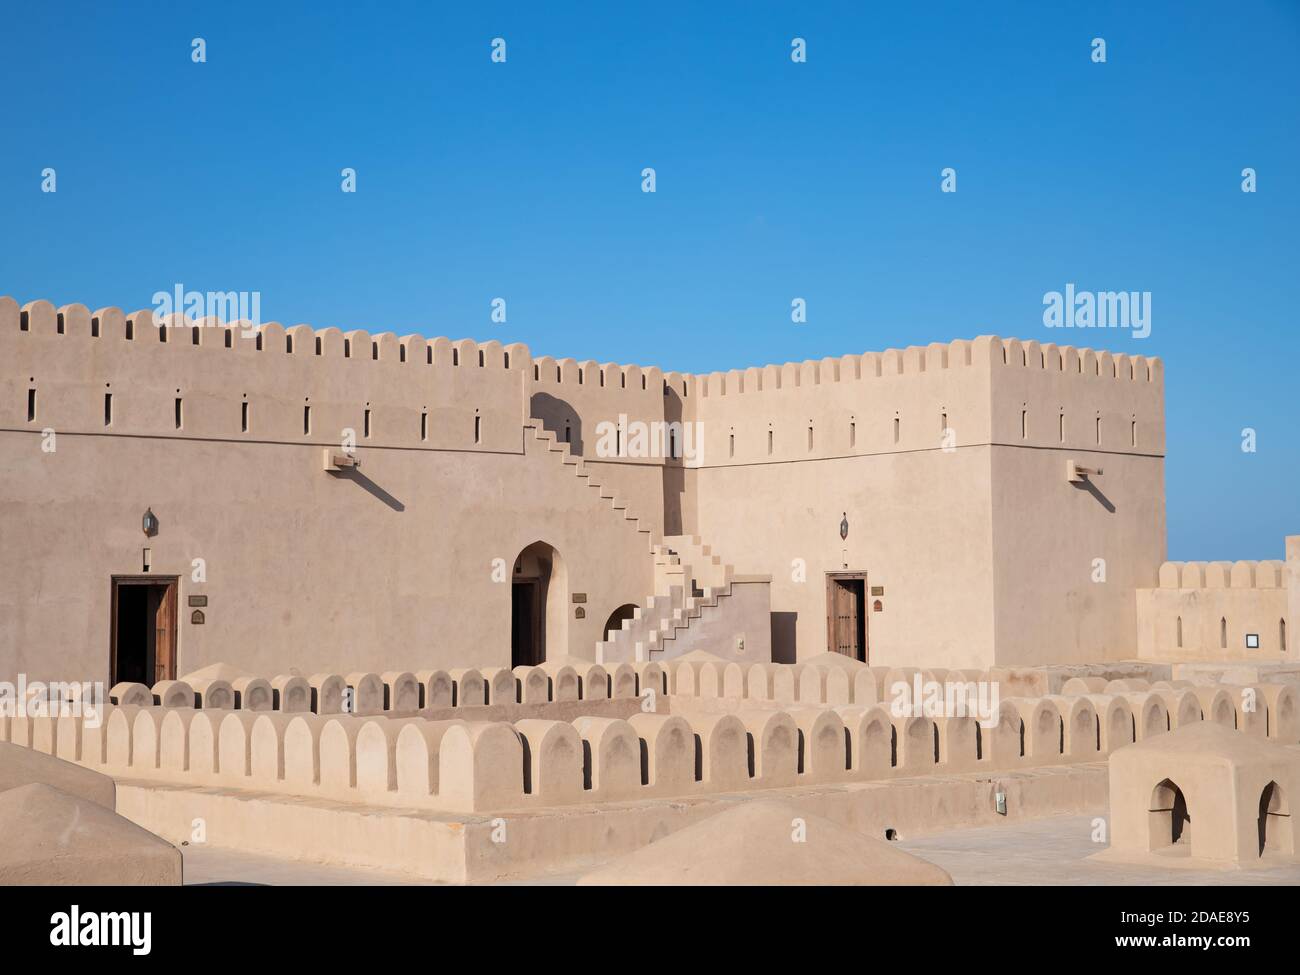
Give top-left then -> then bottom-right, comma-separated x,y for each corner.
96,660 -> 662,717
5,670 -> 1291,817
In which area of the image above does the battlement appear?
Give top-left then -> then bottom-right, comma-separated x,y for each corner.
4,296 -> 1163,467
1156,560 -> 1286,590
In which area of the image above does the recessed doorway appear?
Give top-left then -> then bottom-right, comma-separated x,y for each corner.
825,572 -> 868,662
511,541 -> 566,667
110,576 -> 178,686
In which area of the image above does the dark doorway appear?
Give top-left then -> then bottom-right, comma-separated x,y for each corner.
511,541 -> 566,667
1258,781 -> 1291,856
1149,778 -> 1191,850
512,580 -> 542,667
602,603 -> 637,641
825,573 -> 867,661
111,576 -> 178,686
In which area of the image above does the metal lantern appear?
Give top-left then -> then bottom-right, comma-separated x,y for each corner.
839,512 -> 849,541
142,507 -> 159,537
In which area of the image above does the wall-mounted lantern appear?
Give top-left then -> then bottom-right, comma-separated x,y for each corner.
142,507 -> 159,537
839,513 -> 849,541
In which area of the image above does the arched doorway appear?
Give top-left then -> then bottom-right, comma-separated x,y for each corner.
511,541 -> 567,667
1258,781 -> 1292,856
1149,778 -> 1191,851
602,603 -> 637,641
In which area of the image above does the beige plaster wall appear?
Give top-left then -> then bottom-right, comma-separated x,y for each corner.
0,299 -> 654,682
1136,553 -> 1293,662
1,294 -> 1171,678
685,336 -> 1165,667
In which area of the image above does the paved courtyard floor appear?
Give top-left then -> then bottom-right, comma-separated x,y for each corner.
898,814 -> 1300,886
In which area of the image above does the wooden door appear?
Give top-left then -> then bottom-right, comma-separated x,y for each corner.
833,580 -> 859,657
825,574 -> 868,662
110,576 -> 178,685
153,582 -> 177,683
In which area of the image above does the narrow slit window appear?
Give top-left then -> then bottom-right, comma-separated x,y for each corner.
304,404 -> 312,436
175,397 -> 183,430
1176,616 -> 1183,648
807,424 -> 814,451
364,408 -> 371,438
1059,413 -> 1065,443
1095,416 -> 1102,444
474,414 -> 482,444
26,388 -> 35,422
104,392 -> 113,426
767,429 -> 774,455
1220,617 -> 1228,649
1131,419 -> 1137,447
729,433 -> 735,458
849,421 -> 856,448
241,400 -> 249,433
893,417 -> 900,444
421,411 -> 428,442
1021,409 -> 1028,439
941,412 -> 948,433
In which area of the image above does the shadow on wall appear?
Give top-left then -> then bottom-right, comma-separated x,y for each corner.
338,469 -> 404,512
531,392 -> 583,456
771,612 -> 797,663
1072,478 -> 1115,514
662,386 -> 684,535
662,467 -> 685,536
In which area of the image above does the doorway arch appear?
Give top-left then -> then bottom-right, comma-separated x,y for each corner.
511,541 -> 567,667
1258,781 -> 1292,856
1149,778 -> 1191,851
602,603 -> 637,641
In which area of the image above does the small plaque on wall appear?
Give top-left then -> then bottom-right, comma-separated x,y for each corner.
872,600 -> 883,613
188,595 -> 208,607
574,606 -> 586,619
572,593 -> 587,604
191,610 -> 206,625
870,586 -> 884,597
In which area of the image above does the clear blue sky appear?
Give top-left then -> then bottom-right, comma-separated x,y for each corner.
1,1 -> 1296,559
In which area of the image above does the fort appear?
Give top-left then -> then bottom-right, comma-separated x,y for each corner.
1,293 -> 1297,885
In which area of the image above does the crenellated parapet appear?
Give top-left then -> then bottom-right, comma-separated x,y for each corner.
1136,544 -> 1296,662
529,334 -> 1164,469
1,296 -> 532,454
4,295 -> 1164,469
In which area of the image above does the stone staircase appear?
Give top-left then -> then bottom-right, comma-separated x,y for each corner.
525,420 -> 660,552
596,536 -> 745,664
526,419 -> 760,665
